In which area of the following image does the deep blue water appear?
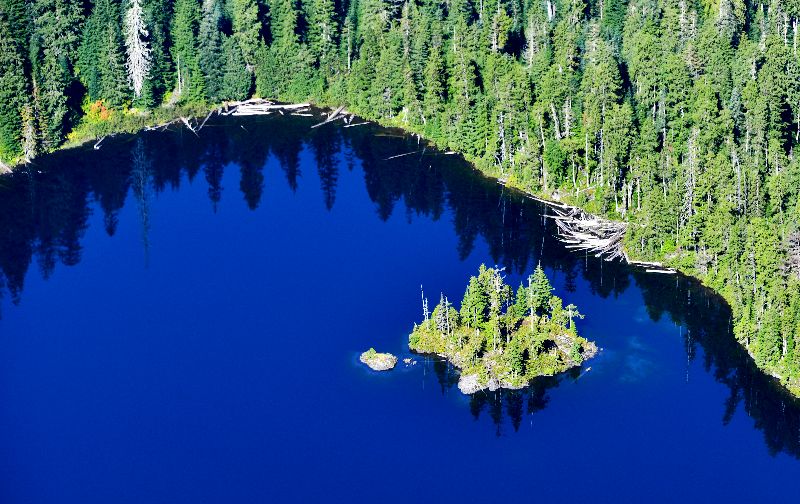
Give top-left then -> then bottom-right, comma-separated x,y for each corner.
0,114 -> 798,502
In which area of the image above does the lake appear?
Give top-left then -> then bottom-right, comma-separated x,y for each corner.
0,113 -> 798,502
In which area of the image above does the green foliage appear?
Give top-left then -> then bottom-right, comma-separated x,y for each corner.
220,35 -> 252,101
78,0 -> 130,108
544,139 -> 566,184
308,0 -> 336,71
229,0 -> 262,66
0,19 -> 28,161
198,0 -> 224,101
530,263 -> 553,315
0,0 -> 29,57
30,0 -> 83,149
411,264 -> 595,392
172,0 -> 205,102
140,0 -> 174,107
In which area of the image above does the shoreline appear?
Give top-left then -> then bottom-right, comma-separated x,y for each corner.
410,343 -> 598,395
4,96 -> 798,398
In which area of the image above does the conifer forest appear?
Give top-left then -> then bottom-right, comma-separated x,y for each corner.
1,0 -> 800,394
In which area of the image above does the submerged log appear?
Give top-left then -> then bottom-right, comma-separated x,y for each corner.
311,105 -> 347,128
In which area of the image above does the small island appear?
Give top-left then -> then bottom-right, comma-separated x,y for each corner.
410,264 -> 597,394
360,348 -> 398,371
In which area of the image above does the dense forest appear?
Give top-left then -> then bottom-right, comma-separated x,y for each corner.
1,0 -> 800,394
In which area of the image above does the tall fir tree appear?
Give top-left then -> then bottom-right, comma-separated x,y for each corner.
198,0 -> 224,100
229,0 -> 262,67
0,18 -> 28,160
30,0 -> 83,149
78,0 -> 130,107
308,0 -> 336,72
220,34 -> 251,100
0,0 -> 30,57
140,0 -> 173,106
171,0 -> 205,102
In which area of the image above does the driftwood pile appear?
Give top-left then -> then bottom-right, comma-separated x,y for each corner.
139,99 -> 367,136
548,207 -> 628,262
226,100 -> 311,116
528,193 -> 675,273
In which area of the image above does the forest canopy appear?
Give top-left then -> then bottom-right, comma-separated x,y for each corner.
1,0 -> 800,394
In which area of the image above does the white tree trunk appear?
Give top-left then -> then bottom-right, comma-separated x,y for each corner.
124,0 -> 152,98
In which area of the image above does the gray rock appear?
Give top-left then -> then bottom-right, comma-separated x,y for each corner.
360,349 -> 398,371
457,374 -> 481,394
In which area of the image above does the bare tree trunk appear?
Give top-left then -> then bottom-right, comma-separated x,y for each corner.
539,113 -> 547,189
637,177 -> 641,211
550,102 -> 562,139
177,54 -> 183,96
783,13 -> 789,46
421,286 -> 429,323
498,111 -> 507,166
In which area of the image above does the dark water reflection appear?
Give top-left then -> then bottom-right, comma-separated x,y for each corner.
0,112 -> 799,459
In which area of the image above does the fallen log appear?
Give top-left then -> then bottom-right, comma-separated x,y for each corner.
311,105 -> 346,128
180,117 -> 200,136
196,109 -> 217,131
229,100 -> 311,116
383,150 -> 422,161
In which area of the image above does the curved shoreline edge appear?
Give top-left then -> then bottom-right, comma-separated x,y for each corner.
5,97 -> 798,398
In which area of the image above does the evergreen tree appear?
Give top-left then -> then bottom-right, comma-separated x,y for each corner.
373,29 -> 404,118
30,0 -> 83,149
141,0 -> 173,105
171,0 -> 205,102
308,0 -> 336,71
78,0 -> 130,107
198,0 -> 224,100
220,34 -> 251,100
270,0 -> 299,49
530,263 -> 553,315
0,19 -> 28,160
0,0 -> 29,55
460,273 -> 489,327
229,0 -> 262,67
422,30 -> 445,135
